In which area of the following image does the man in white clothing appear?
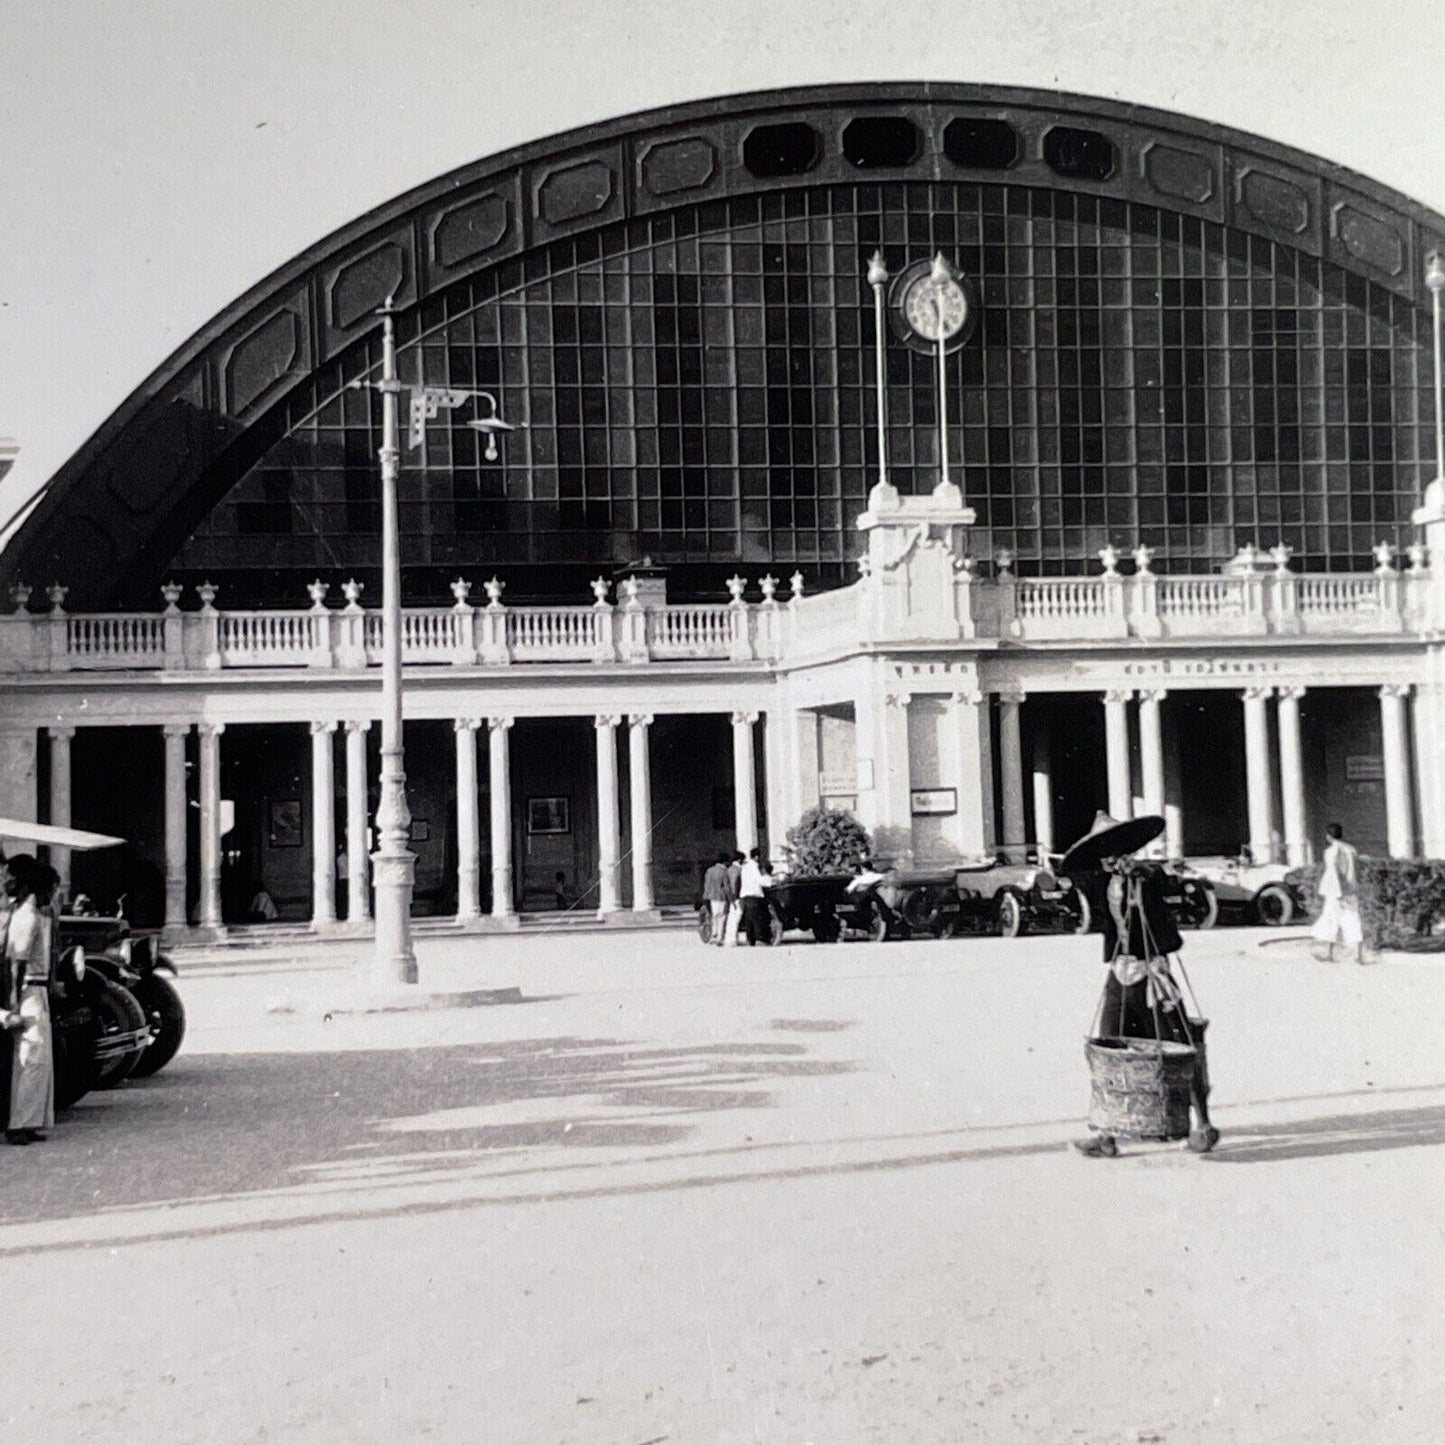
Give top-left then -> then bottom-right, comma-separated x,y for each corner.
738,847 -> 772,946
1312,822 -> 1364,964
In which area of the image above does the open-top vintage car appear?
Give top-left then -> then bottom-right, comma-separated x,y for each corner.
858,853 -> 1091,940
1069,856 -> 1219,933
1184,854 -> 1308,925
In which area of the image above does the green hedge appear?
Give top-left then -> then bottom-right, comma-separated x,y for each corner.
1286,858 -> 1445,949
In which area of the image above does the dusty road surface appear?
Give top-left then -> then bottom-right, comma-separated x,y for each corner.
3,924 -> 1442,1444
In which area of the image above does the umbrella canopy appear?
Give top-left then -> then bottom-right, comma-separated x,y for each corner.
1059,810 -> 1165,874
0,818 -> 126,852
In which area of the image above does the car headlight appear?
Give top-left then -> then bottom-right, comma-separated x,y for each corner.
71,946 -> 86,981
117,939 -> 133,966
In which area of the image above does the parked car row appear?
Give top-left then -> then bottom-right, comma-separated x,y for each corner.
695,848 -> 1305,946
50,908 -> 186,1109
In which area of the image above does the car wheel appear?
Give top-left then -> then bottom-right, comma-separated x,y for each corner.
1193,886 -> 1219,931
811,913 -> 841,944
1071,890 -> 1093,935
52,1025 -> 97,1109
128,973 -> 186,1078
93,979 -> 148,1089
1254,884 -> 1294,927
868,909 -> 891,943
696,905 -> 713,943
996,891 -> 1023,939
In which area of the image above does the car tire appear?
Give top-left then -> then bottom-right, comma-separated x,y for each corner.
1071,890 -> 1093,935
811,914 -> 841,944
1192,886 -> 1220,931
53,1026 -> 97,1110
128,973 -> 186,1078
1254,884 -> 1294,927
996,891 -> 1023,939
93,979 -> 148,1089
696,905 -> 713,943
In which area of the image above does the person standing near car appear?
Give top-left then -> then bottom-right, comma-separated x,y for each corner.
1312,822 -> 1363,964
701,852 -> 733,945
723,851 -> 746,947
5,854 -> 59,1145
739,847 -> 772,946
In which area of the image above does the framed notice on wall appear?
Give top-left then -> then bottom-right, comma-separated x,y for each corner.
910,788 -> 957,816
527,796 -> 571,835
267,798 -> 302,848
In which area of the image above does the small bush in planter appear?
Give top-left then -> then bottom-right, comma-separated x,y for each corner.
1287,856 -> 1445,950
785,807 -> 873,878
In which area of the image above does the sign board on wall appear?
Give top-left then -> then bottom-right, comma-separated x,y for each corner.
910,788 -> 957,816
1346,755 -> 1384,782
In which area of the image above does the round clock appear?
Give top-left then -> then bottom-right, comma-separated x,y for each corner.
887,256 -> 978,355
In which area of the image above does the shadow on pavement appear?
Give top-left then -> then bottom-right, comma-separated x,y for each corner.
0,1035 -> 854,1226
1209,1102 -> 1445,1164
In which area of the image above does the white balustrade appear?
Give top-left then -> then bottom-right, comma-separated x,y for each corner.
508,607 -> 600,661
648,605 -> 734,659
218,611 -> 319,666
5,564 -> 1431,677
67,614 -> 166,668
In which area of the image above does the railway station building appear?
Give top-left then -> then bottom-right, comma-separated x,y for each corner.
1,83 -> 1442,933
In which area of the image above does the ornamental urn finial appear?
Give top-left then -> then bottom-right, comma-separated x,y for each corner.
196,581 -> 219,611
47,583 -> 68,614
1406,542 -> 1428,575
1097,544 -> 1121,577
10,583 -> 31,612
590,576 -> 610,605
341,578 -> 364,611
1131,545 -> 1155,576
1373,541 -> 1398,576
759,574 -> 778,603
483,576 -> 506,608
161,580 -> 183,614
1268,543 -> 1294,574
789,571 -> 805,599
306,579 -> 329,611
725,574 -> 746,603
994,547 -> 1015,578
620,576 -> 641,609
450,578 -> 473,608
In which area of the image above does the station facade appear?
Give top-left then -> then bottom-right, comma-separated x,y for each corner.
1,84 -> 1442,932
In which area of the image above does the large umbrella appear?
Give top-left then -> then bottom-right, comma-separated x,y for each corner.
1059,810 -> 1165,875
0,818 -> 126,852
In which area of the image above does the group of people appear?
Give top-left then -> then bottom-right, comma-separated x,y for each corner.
0,853 -> 61,1145
701,848 -> 773,946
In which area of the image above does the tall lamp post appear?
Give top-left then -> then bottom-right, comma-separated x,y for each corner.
349,297 -> 513,987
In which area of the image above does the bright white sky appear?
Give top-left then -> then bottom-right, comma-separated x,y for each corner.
2,0 -> 1443,532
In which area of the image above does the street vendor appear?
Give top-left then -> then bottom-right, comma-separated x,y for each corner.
1065,811 -> 1219,1159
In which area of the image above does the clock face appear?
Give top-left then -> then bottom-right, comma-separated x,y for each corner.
903,274 -> 969,342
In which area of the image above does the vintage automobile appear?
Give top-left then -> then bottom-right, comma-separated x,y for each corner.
0,818 -> 171,1107
694,872 -> 887,944
858,854 -> 1091,940
1070,857 -> 1219,933
1184,855 -> 1308,925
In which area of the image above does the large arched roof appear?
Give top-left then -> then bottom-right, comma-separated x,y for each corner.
8,81 -> 1445,607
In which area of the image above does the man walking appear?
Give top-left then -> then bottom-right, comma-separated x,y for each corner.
738,847 -> 772,946
1313,822 -> 1364,964
701,851 -> 732,945
723,851 -> 745,947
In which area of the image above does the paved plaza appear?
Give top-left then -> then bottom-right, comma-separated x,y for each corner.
4,923 -> 1443,1443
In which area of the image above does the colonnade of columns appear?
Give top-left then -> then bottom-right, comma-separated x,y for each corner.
146,709 -> 767,932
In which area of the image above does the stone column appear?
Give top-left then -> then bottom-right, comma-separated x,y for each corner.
1162,707 -> 1185,860
162,724 -> 189,928
1030,719 -> 1054,855
454,718 -> 482,923
594,715 -> 622,917
46,724 -> 75,895
1379,684 -> 1415,858
1242,686 -> 1276,864
1138,689 -> 1166,831
488,717 -> 515,920
949,689 -> 994,856
628,714 -> 655,912
1276,686 -> 1308,866
343,721 -> 371,925
198,722 -> 225,931
1103,689 -> 1133,820
731,710 -> 760,852
997,690 -> 1026,849
309,721 -> 338,928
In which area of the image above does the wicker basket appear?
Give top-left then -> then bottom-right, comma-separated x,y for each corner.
1085,1036 -> 1200,1141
